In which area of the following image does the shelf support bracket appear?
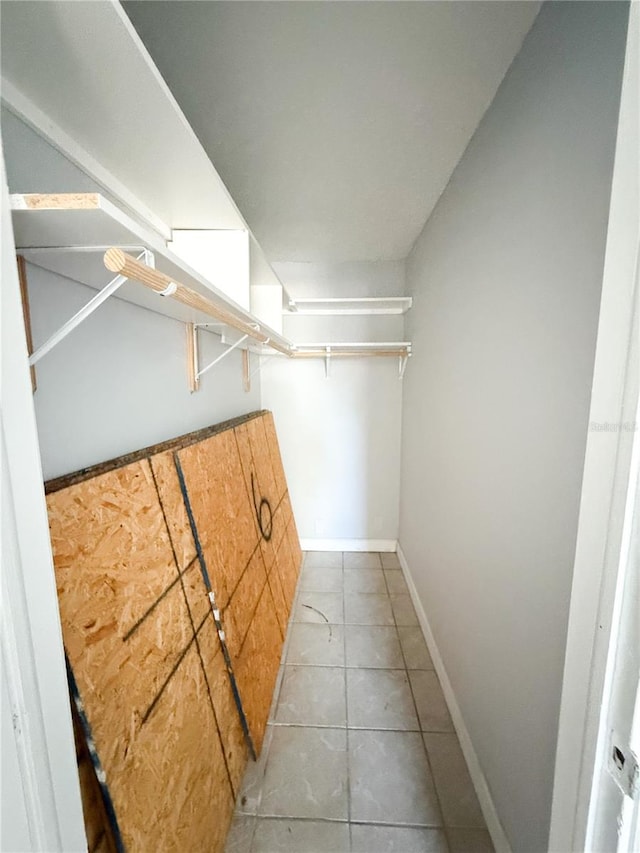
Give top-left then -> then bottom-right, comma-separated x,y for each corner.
28,249 -> 149,366
399,354 -> 409,379
324,346 -> 332,379
188,323 -> 250,392
242,349 -> 251,393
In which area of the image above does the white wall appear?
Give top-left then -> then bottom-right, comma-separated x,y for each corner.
26,265 -> 261,481
398,3 -> 628,852
2,110 -> 261,481
261,261 -> 405,545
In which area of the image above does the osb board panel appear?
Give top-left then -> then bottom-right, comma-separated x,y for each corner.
257,495 -> 288,577
287,514 -> 302,578
149,451 -> 196,571
274,523 -> 298,616
117,642 -> 234,853
179,558 -> 210,629
176,431 -> 257,608
47,461 -> 178,641
197,618 -> 249,795
233,422 -> 264,546
235,583 -> 283,754
223,546 -> 270,660
72,704 -> 116,853
45,410 -> 270,494
68,579 -> 193,783
267,567 -> 289,638
262,412 -> 288,503
245,416 -> 279,511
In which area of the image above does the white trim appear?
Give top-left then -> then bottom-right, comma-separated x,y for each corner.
0,159 -> 86,850
300,538 -> 397,553
397,542 -> 513,853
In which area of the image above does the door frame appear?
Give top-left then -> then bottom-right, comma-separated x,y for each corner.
549,4 -> 640,850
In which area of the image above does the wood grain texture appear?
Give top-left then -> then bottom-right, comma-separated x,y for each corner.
17,255 -> 37,392
263,412 -> 288,502
224,547 -> 271,660
234,582 -> 283,754
150,451 -> 196,571
176,431 -> 256,608
72,704 -> 117,853
267,565 -> 289,638
46,411 -> 301,848
118,642 -> 234,853
197,618 -> 249,796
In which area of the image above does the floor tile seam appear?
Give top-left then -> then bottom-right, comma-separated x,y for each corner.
268,721 -> 448,734
349,819 -> 448,830
342,553 -> 352,828
294,620 -> 400,627
404,656 -> 448,832
284,662 -> 412,670
254,813 -> 350,824
441,818 -> 492,829
255,568 -> 306,822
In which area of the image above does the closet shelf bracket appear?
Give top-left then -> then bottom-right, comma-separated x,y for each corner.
399,354 -> 410,379
28,248 -> 153,366
324,346 -> 332,379
187,322 -> 250,393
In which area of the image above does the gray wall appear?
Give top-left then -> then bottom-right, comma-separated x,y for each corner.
263,261 -> 405,543
398,3 -> 628,851
2,111 -> 262,480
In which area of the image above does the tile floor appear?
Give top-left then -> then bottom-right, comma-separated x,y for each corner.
225,551 -> 494,853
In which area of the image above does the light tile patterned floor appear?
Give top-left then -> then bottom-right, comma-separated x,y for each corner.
225,552 -> 494,853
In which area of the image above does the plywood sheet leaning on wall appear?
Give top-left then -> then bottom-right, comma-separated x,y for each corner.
47,462 -> 236,852
45,411 -> 302,852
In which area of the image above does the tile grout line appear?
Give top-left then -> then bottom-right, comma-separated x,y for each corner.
394,567 -> 450,849
235,552 -> 463,852
341,551 -> 354,848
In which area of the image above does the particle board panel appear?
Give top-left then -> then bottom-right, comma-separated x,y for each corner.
288,523 -> 303,575
263,412 -> 288,502
267,567 -> 289,638
47,461 -> 178,641
197,618 -> 249,795
224,547 -> 273,661
233,422 -> 264,543
273,522 -> 299,616
180,558 -> 210,630
72,704 -> 117,853
256,494 -> 288,577
149,450 -> 197,571
176,431 -> 257,607
245,416 -> 279,509
116,642 -> 234,853
234,582 -> 283,754
68,579 -> 193,784
45,410 -> 300,849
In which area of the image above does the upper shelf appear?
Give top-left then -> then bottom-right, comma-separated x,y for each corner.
286,296 -> 412,316
11,192 -> 292,351
0,0 -> 288,301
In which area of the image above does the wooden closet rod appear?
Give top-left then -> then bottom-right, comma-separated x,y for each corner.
103,248 -> 293,356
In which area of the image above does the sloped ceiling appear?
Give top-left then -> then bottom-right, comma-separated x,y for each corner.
125,1 -> 540,263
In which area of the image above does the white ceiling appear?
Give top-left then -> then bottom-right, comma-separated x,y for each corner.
125,1 -> 540,263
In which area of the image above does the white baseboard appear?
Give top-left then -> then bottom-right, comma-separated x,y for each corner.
300,538 -> 397,553
397,543 -> 512,853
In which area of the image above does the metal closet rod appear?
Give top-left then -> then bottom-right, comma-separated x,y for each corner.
103,247 -> 293,357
